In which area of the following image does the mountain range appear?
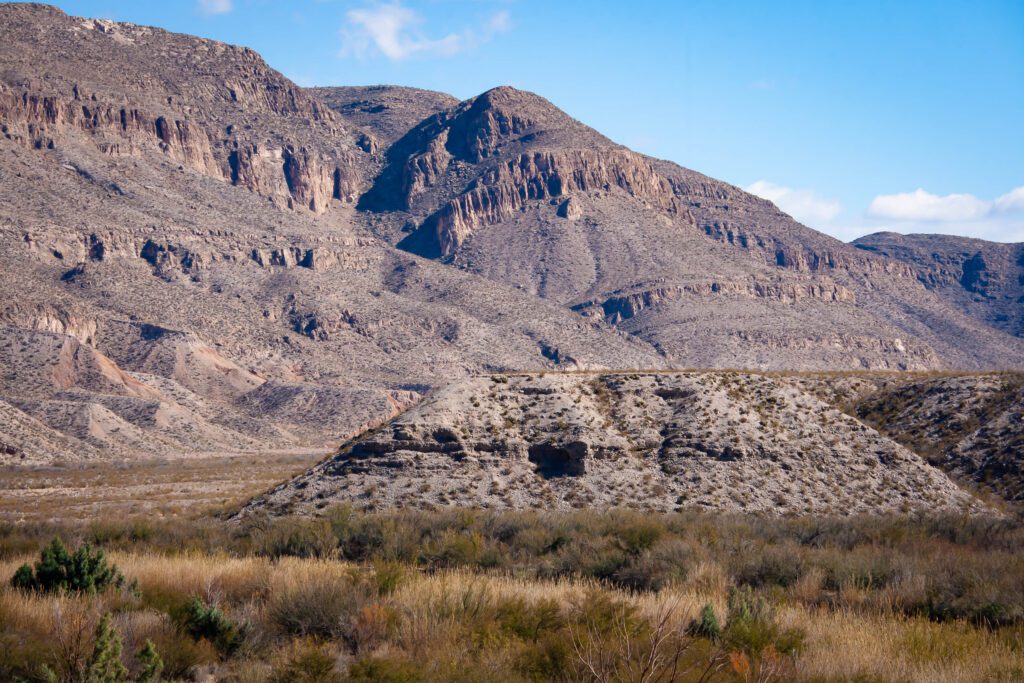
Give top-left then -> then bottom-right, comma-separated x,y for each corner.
0,3 -> 1020,471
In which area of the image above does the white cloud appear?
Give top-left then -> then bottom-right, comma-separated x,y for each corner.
867,189 -> 991,222
867,186 -> 1024,223
855,186 -> 1024,243
746,180 -> 842,224
994,186 -> 1024,213
340,3 -> 511,61
487,10 -> 512,34
197,0 -> 232,16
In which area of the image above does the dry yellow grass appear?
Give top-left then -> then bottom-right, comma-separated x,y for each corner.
3,549 -> 1023,681
783,605 -> 1024,682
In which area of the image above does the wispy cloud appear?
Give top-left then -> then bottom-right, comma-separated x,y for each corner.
993,186 -> 1024,213
867,187 -> 1024,222
197,0 -> 233,16
746,180 -> 842,224
340,3 -> 511,61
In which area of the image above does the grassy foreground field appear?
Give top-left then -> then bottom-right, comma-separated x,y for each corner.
1,509 -> 1023,682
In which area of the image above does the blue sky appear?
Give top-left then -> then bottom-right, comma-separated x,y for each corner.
42,0 -> 1024,242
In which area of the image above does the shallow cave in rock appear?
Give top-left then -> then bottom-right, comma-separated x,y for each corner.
528,442 -> 587,478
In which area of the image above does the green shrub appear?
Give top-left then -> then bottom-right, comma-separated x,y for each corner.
371,560 -> 406,596
136,639 -> 164,683
182,597 -> 246,657
723,587 -> 803,656
689,603 -> 721,640
85,612 -> 128,683
10,538 -> 126,595
495,597 -> 563,642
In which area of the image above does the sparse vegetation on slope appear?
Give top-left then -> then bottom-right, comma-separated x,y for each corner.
851,373 -> 1024,503
246,372 -> 991,516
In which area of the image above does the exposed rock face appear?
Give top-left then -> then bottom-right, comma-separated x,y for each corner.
410,149 -> 682,258
242,372 -> 989,516
557,197 -> 582,220
0,3 -> 368,213
350,84 -> 1023,370
1,5 -> 1022,471
574,279 -> 856,324
854,232 -> 1024,338
0,303 -> 99,346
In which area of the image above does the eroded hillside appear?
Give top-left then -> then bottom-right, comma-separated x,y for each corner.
244,372 -> 991,516
1,5 -> 1021,467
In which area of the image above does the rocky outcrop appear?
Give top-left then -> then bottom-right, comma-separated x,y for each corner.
248,244 -> 371,272
0,303 -> 99,346
242,372 -> 989,516
574,279 -> 856,323
288,307 -> 359,341
400,129 -> 453,208
443,86 -> 544,162
228,142 -> 361,212
0,84 -> 364,214
557,197 -> 582,220
0,5 -> 370,214
0,85 -> 220,174
408,149 -> 682,257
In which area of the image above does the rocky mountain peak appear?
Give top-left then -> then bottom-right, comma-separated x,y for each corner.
444,85 -> 612,162
0,3 -> 372,213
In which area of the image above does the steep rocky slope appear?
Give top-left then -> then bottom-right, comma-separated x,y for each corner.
854,232 -> 1024,338
348,86 -> 1024,370
0,5 -> 664,464
850,373 -> 1024,503
244,372 -> 988,516
1,5 -> 1021,467
0,2 -> 373,213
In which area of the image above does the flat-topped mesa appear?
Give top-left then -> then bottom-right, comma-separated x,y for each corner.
0,4 -> 368,213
